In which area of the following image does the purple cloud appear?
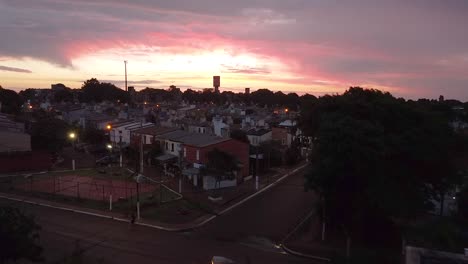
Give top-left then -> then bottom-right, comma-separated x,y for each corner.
0,65 -> 32,73
0,0 -> 468,99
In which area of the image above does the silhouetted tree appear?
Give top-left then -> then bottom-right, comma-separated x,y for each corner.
18,88 -> 37,102
83,127 -> 106,145
81,78 -> 129,103
202,148 -> 239,189
0,87 -> 23,114
302,87 -> 462,255
0,207 -> 43,263
31,118 -> 69,152
53,88 -> 73,103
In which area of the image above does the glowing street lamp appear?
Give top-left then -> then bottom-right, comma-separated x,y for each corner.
106,124 -> 112,130
106,144 -> 112,150
69,132 -> 76,139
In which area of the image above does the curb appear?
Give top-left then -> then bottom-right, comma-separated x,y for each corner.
281,244 -> 331,262
0,194 -> 130,223
0,163 -> 308,232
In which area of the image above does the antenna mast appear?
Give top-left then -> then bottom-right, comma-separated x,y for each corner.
124,60 -> 128,91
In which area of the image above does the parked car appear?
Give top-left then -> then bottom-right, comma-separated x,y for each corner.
211,256 -> 235,264
95,155 -> 119,166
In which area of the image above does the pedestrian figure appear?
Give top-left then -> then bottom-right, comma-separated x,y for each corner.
130,212 -> 136,224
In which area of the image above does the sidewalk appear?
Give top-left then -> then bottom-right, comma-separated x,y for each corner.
0,162 -> 308,232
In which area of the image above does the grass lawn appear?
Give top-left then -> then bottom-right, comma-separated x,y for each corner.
140,198 -> 208,224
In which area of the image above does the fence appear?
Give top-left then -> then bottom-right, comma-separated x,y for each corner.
0,173 -> 159,211
0,171 -> 182,212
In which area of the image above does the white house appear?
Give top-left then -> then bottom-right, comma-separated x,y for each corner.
155,130 -> 191,157
246,128 -> 272,146
212,116 -> 229,137
110,121 -> 154,146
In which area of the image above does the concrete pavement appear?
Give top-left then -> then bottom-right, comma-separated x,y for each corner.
1,166 -> 321,264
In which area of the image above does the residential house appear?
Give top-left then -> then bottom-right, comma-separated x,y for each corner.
212,115 -> 230,137
0,114 -> 51,173
80,112 -> 116,130
0,113 -> 25,132
182,134 -> 250,189
272,119 -> 297,147
155,130 -> 192,157
155,130 -> 250,189
130,126 -> 177,146
109,121 -> 154,146
187,120 -> 212,134
54,105 -> 86,125
246,128 -> 272,146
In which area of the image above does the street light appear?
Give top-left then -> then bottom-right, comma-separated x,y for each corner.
69,132 -> 77,149
69,132 -> 77,170
134,174 -> 145,220
106,144 -> 113,157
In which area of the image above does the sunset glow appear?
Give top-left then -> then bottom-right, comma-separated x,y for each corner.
0,0 -> 467,99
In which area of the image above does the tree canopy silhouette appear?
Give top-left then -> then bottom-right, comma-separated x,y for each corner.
81,78 -> 129,103
301,87 -> 463,251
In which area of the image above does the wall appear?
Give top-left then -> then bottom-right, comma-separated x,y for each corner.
202,176 -> 237,190
272,127 -> 288,146
164,140 -> 182,156
184,139 -> 250,177
247,131 -> 272,146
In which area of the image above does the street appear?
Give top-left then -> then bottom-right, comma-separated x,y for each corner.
1,170 -> 317,264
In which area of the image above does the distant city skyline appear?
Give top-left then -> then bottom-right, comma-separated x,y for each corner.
1,1 -> 467,100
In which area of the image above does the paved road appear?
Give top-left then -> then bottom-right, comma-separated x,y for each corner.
1,170 -> 317,264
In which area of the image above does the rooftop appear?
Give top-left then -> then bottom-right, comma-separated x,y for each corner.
156,130 -> 230,147
132,126 -> 176,136
181,133 -> 229,147
0,131 -> 31,152
85,112 -> 114,122
156,130 -> 192,141
246,128 -> 271,136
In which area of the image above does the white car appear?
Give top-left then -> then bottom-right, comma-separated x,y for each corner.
211,256 -> 235,264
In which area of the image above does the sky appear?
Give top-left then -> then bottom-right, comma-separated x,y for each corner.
0,0 -> 467,100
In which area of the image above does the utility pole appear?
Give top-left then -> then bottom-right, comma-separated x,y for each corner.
178,148 -> 182,193
124,60 -> 128,92
140,134 -> 144,174
255,146 -> 259,190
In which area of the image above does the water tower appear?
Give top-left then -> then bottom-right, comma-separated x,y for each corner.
213,76 -> 220,93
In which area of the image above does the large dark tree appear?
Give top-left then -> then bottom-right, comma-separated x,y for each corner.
18,88 -> 37,102
0,87 -> 23,114
81,78 -> 129,103
301,87 -> 462,257
0,207 -> 43,263
83,126 -> 106,145
53,87 -> 73,103
31,118 -> 69,152
203,148 -> 239,189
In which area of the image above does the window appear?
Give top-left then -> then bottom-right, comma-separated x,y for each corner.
196,150 -> 200,161
165,142 -> 168,150
171,143 -> 174,152
184,147 -> 186,157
